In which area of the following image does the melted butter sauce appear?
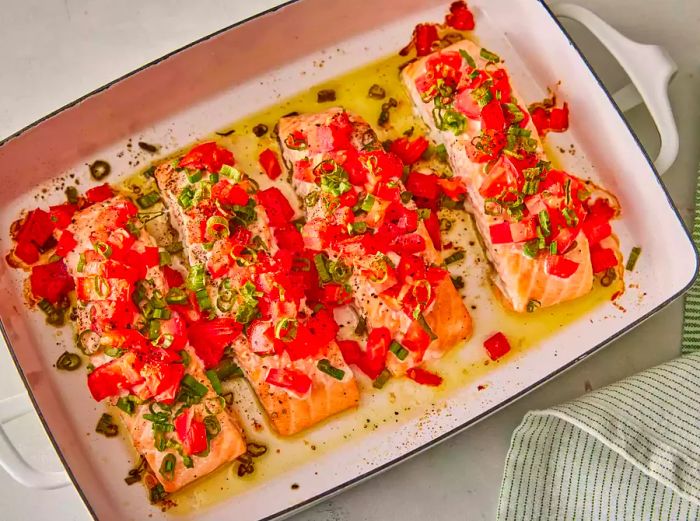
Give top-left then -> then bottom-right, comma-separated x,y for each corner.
116,52 -> 622,513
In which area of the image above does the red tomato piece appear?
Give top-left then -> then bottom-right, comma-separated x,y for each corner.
444,1 -> 475,30
545,255 -> 580,278
163,266 -> 185,288
87,352 -> 143,401
54,230 -> 77,257
489,222 -> 513,244
423,210 -> 442,250
406,171 -> 441,202
257,187 -> 295,228
390,233 -> 426,254
437,177 -> 466,200
187,318 -> 243,368
588,198 -> 616,221
490,69 -> 512,102
510,218 -> 538,243
390,136 -> 429,165
14,241 -> 39,264
590,246 -> 618,274
402,319 -> 432,355
179,142 -> 235,173
480,100 -> 506,131
85,183 -> 114,204
466,128 -> 506,163
338,339 -> 362,366
414,23 -> 439,56
30,260 -> 74,303
274,225 -> 304,252
175,409 -> 209,455
483,332 -> 511,360
17,208 -> 55,250
48,204 -> 77,230
582,217 -> 612,246
384,202 -> 419,234
143,360 -> 185,404
454,88 -> 481,119
259,148 -> 282,180
211,180 -> 249,207
548,103 -> 570,132
361,150 -> 404,181
339,189 -> 359,208
265,368 -> 312,395
406,367 -> 443,386
358,327 -> 391,379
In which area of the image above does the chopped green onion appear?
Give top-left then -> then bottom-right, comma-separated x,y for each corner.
314,253 -> 331,283
444,251 -> 465,265
549,242 -> 558,255
389,341 -> 409,361
480,48 -> 500,63
327,259 -> 352,284
562,207 -> 579,227
471,84 -> 493,107
204,415 -> 221,437
95,413 -> 118,437
56,351 -> 81,371
187,170 -> 202,183
196,288 -> 212,311
317,359 -> 345,380
214,358 -> 244,381
538,209 -> 551,237
360,194 -> 375,212
523,239 -> 540,259
372,369 -> 392,389
304,190 -> 320,208
163,287 -> 185,305
94,241 -> 112,259
181,374 -> 209,399
417,208 -> 431,220
159,454 -> 176,481
186,264 -> 206,291
219,164 -> 242,183
103,346 -> 123,358
349,221 -> 368,235
136,191 -> 161,209
152,307 -> 171,320
206,370 -> 223,395
159,251 -> 171,266
206,215 -> 230,240
416,313 -> 437,340
459,49 -> 476,68
626,246 -> 641,271
149,484 -> 168,504
400,191 -> 413,204
526,299 -> 541,313
274,317 -> 298,342
76,253 -> 86,273
116,395 -> 141,415
147,319 -> 161,340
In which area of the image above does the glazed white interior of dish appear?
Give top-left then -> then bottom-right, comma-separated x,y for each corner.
0,0 -> 695,520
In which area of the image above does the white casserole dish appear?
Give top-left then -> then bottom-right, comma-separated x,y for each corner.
0,1 -> 695,520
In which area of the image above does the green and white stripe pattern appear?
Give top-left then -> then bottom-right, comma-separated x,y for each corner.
496,168 -> 700,520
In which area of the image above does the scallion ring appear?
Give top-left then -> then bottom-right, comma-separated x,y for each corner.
56,351 -> 81,371
203,415 -> 221,437
159,454 -> 176,481
274,317 -> 298,342
206,215 -> 230,240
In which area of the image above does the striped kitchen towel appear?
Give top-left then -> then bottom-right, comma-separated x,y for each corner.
496,169 -> 700,520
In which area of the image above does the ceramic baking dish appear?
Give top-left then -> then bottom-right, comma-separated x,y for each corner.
0,1 -> 695,520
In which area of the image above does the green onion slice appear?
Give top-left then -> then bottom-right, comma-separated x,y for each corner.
56,351 -> 81,371
626,246 -> 641,271
95,413 -> 118,437
206,216 -> 230,240
389,341 -> 409,361
317,359 -> 345,380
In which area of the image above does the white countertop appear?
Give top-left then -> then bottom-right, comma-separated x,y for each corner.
1,1 -> 698,519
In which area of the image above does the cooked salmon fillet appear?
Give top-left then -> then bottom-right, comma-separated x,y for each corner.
278,109 -> 472,376
401,39 -> 623,312
61,196 -> 246,493
155,150 -> 359,436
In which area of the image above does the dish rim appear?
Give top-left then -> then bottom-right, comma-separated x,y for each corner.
0,1 -> 696,519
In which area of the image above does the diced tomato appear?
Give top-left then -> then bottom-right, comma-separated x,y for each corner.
257,187 -> 295,228
466,128 -> 506,163
548,103 -> 569,132
17,209 -> 55,252
87,352 -> 143,401
54,230 -> 77,257
157,313 -> 188,352
545,255 -> 580,278
454,88 -> 481,119
175,409 -> 209,455
163,266 -> 185,288
406,367 -> 443,386
437,177 -> 466,200
85,183 -> 114,204
489,222 -> 513,244
390,136 -> 429,165
179,142 -> 235,173
402,319 -> 432,355
444,1 -> 475,30
311,283 -> 352,307
274,225 -> 304,252
265,368 -> 312,395
48,204 -> 76,230
490,69 -> 511,102
590,246 -> 618,274
211,180 -> 249,206
142,360 -> 185,404
342,150 -> 368,185
390,233 -> 426,254
480,100 -> 506,131
423,210 -> 442,250
323,111 -> 355,152
530,107 -> 549,136
479,157 -> 515,198
338,339 -> 362,366
187,318 -> 243,368
30,260 -> 74,303
524,194 -> 547,216
384,202 -> 419,234
339,189 -> 359,208
414,23 -> 439,56
259,148 -> 282,180
357,327 -> 391,379
483,332 -> 511,360
587,198 -> 616,221
406,171 -> 441,202
510,218 -> 538,243
14,241 -> 39,264
361,150 -> 404,181
582,216 -> 612,246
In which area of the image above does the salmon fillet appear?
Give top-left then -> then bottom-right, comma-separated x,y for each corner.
62,196 -> 246,493
155,152 -> 359,436
278,109 -> 472,376
401,39 -> 623,312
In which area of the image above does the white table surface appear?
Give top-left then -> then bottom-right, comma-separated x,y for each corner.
1,1 -> 698,519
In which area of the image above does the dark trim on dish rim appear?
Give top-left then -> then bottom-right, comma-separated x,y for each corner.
0,1 -> 697,520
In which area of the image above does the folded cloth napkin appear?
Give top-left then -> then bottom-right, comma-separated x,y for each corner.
496,169 -> 700,521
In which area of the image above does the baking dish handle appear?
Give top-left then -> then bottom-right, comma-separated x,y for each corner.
552,3 -> 679,175
0,392 -> 71,489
